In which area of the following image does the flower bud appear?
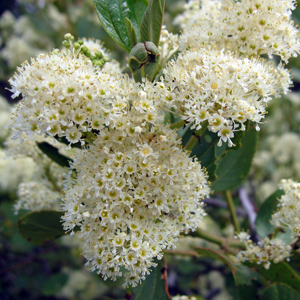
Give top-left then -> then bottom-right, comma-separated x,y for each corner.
129,42 -> 159,71
62,40 -> 70,48
64,33 -> 74,40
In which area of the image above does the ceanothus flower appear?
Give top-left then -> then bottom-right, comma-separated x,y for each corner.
62,106 -> 209,286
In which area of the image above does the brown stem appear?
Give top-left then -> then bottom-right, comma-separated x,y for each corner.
162,256 -> 172,299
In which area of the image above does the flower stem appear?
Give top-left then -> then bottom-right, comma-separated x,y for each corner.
192,228 -> 245,249
184,122 -> 208,151
169,119 -> 186,130
225,190 -> 240,233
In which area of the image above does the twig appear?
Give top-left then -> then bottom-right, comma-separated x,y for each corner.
163,249 -> 199,257
191,228 -> 246,250
162,256 -> 172,299
224,190 -> 240,233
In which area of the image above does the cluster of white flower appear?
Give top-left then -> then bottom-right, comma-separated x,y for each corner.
0,11 -> 54,72
9,41 -> 135,146
0,149 -> 36,196
153,0 -> 296,146
180,0 -> 300,62
236,179 -> 300,268
252,132 -> 300,202
5,133 -> 67,213
158,26 -> 179,69
173,0 -> 222,31
157,48 -> 289,146
235,232 -> 292,269
271,179 -> 300,237
16,180 -> 61,212
62,101 -> 209,286
7,0 -> 300,289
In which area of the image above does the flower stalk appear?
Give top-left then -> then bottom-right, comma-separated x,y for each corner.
225,190 -> 240,233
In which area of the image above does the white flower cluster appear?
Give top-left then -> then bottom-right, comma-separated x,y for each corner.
62,101 -> 209,286
271,179 -> 300,237
5,134 -> 67,213
180,0 -> 300,62
235,232 -> 292,269
157,48 -> 288,146
158,26 -> 179,69
16,180 -> 61,212
173,0 -> 222,31
7,35 -> 211,285
0,149 -> 36,196
253,132 -> 300,202
236,179 -> 300,268
9,43 -> 135,145
154,0 -> 296,146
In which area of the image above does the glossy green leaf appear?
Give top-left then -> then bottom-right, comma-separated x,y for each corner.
260,262 -> 300,294
180,128 -> 219,181
94,0 -> 148,52
126,0 -> 149,37
211,125 -> 258,192
132,258 -> 168,300
140,0 -> 165,46
255,190 -> 284,238
37,142 -> 72,168
237,282 -> 261,300
126,17 -> 138,47
261,283 -> 300,300
18,211 -> 65,245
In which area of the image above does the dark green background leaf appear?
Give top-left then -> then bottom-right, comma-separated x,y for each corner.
259,262 -> 300,294
211,125 -> 258,192
261,283 -> 300,300
255,190 -> 284,238
180,127 -> 219,182
233,263 -> 257,286
132,258 -> 168,300
42,273 -> 68,296
37,142 -> 71,168
18,211 -> 65,245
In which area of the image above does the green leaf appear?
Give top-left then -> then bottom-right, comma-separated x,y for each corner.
261,283 -> 300,300
233,263 -> 257,286
94,0 -> 148,52
18,211 -> 65,245
255,190 -> 284,238
211,125 -> 258,192
140,0 -> 165,46
191,130 -> 219,181
260,262 -> 300,294
42,273 -> 68,296
37,142 -> 72,168
126,17 -> 138,47
180,127 -> 219,181
126,0 -> 149,38
132,258 -> 168,300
